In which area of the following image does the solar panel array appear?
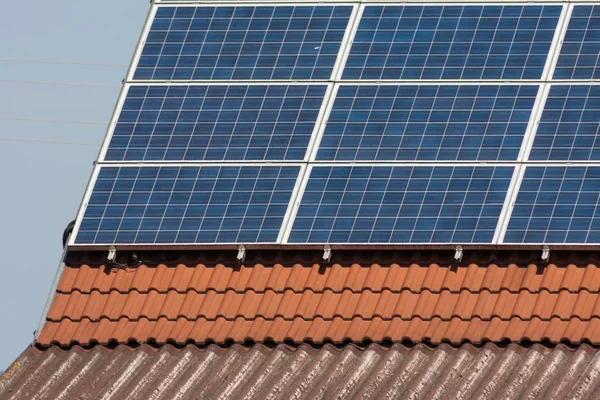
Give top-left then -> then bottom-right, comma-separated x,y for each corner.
71,1 -> 600,247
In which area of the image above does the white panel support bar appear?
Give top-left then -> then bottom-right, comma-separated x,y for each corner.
494,4 -> 575,245
279,165 -> 312,244
307,84 -> 340,162
517,84 -> 552,163
304,83 -> 337,162
493,165 -> 527,244
333,4 -> 364,81
542,5 -> 572,82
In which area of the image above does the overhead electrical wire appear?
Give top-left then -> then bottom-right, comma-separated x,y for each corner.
0,58 -> 128,68
0,79 -> 121,88
0,117 -> 108,125
0,138 -> 101,146
0,59 -> 118,146
0,117 -> 108,145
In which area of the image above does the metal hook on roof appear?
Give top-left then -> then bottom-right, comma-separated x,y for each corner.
107,246 -> 117,263
454,246 -> 463,263
541,246 -> 550,263
237,245 -> 246,263
323,246 -> 332,263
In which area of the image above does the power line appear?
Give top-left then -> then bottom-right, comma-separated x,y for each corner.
0,137 -> 100,146
0,79 -> 121,88
0,58 -> 128,68
0,117 -> 108,125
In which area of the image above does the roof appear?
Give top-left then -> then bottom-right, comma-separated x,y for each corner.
37,250 -> 600,346
3,342 -> 600,400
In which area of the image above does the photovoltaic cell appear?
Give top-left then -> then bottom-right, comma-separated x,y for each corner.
554,6 -> 600,79
288,165 -> 513,244
505,166 -> 600,244
317,85 -> 538,162
342,5 -> 561,80
105,85 -> 327,161
74,165 -> 300,245
134,6 -> 352,81
529,85 -> 600,161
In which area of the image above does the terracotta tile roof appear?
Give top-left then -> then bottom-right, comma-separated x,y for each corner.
4,342 -> 600,400
37,251 -> 600,346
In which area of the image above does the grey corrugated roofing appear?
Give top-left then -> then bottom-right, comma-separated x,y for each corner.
2,342 -> 600,400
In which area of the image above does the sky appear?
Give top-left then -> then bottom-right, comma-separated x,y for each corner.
0,0 -> 147,369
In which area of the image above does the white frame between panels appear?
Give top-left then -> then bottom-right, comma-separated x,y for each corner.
491,4 -> 571,243
69,0 -> 600,249
494,4 -> 591,244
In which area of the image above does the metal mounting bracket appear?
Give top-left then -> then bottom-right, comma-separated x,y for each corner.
323,246 -> 332,263
237,245 -> 246,263
107,246 -> 117,263
541,246 -> 550,263
454,246 -> 463,263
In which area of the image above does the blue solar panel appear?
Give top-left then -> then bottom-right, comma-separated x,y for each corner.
316,85 -> 538,162
69,2 -> 600,248
505,166 -> 600,244
74,165 -> 300,245
342,5 -> 561,80
554,6 -> 600,79
529,85 -> 600,161
105,85 -> 327,161
134,6 -> 352,81
288,166 -> 513,244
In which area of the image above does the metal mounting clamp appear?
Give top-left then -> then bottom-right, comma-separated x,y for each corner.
237,245 -> 246,263
107,246 -> 117,263
323,246 -> 332,263
453,246 -> 463,263
541,246 -> 550,263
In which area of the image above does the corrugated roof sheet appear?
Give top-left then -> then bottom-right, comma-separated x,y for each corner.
36,250 -> 600,346
3,342 -> 600,400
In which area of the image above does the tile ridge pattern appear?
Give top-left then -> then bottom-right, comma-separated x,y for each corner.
56,262 -> 600,294
47,288 -> 600,322
37,255 -> 600,346
39,315 -> 600,346
5,342 -> 600,399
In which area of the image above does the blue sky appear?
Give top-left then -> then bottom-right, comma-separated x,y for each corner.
0,1 -> 147,369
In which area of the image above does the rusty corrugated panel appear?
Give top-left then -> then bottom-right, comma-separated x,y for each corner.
37,251 -> 600,346
2,343 -> 600,400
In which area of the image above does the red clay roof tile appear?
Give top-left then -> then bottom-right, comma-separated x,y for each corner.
581,264 -> 600,292
38,252 -> 600,346
57,260 -> 600,295
37,315 -> 600,347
